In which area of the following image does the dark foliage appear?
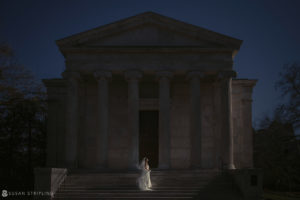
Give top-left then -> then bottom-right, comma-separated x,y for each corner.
254,63 -> 300,191
275,63 -> 300,129
254,120 -> 300,191
0,44 -> 47,191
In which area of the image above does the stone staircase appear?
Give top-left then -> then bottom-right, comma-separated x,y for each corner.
52,169 -> 243,200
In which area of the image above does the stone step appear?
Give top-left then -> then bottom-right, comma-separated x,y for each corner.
65,176 -> 215,180
66,172 -> 219,178
62,180 -> 214,185
53,195 -> 196,199
68,169 -> 219,174
65,176 -> 214,180
67,172 -> 216,174
53,196 -> 194,200
66,174 -> 216,178
54,192 -> 197,197
67,173 -> 218,177
60,186 -> 206,190
60,185 -> 204,188
65,175 -> 217,181
52,170 -> 240,200
63,180 -> 214,185
61,184 -> 208,188
58,189 -> 201,192
64,173 -> 218,183
64,180 -> 213,184
58,186 -> 203,189
62,181 -> 217,186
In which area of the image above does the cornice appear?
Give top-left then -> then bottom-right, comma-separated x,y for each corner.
56,12 -> 242,50
59,46 -> 235,55
232,79 -> 258,87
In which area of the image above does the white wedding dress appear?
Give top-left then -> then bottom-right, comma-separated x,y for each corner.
137,158 -> 152,191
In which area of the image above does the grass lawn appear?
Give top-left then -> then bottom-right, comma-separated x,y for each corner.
263,190 -> 300,200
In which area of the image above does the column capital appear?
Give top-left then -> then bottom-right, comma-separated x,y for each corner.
156,70 -> 173,80
186,71 -> 205,80
217,70 -> 237,79
62,71 -> 81,81
124,70 -> 142,81
94,70 -> 112,81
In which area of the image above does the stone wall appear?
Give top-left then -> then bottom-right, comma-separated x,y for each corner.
43,79 -> 67,168
170,81 -> 190,168
44,77 -> 256,170
108,80 -> 130,169
232,80 -> 256,168
78,80 -> 97,168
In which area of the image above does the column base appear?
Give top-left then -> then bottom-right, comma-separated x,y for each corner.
93,165 -> 108,170
95,160 -> 108,169
226,163 -> 236,170
128,164 -> 139,171
158,164 -> 170,169
64,160 -> 78,169
190,165 -> 202,170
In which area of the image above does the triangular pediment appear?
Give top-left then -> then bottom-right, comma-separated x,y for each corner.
81,24 -> 226,47
57,12 -> 242,50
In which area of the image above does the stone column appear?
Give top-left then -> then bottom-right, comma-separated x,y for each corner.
218,70 -> 236,170
62,71 -> 80,168
187,71 -> 204,168
242,82 -> 256,168
125,70 -> 142,169
242,98 -> 254,168
156,71 -> 173,169
94,70 -> 112,168
45,98 -> 57,167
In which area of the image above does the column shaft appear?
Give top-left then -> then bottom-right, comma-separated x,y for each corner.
45,99 -> 57,167
223,77 -> 235,169
157,72 -> 172,169
125,70 -> 142,169
63,71 -> 80,168
189,74 -> 202,168
218,70 -> 236,169
94,70 -> 112,168
98,78 -> 108,167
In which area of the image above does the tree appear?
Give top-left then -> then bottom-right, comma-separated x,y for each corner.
254,119 -> 300,191
275,63 -> 300,129
0,43 -> 44,100
0,43 -> 47,191
254,63 -> 300,191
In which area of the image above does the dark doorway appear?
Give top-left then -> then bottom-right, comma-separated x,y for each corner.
139,111 -> 159,168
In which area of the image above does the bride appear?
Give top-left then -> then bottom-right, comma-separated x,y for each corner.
137,157 -> 152,191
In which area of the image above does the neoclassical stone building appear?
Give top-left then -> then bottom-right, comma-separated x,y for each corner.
43,12 -> 256,171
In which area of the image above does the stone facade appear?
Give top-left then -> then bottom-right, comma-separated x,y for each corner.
43,12 -> 256,170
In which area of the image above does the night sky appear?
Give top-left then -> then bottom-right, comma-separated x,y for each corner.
1,0 -> 299,127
